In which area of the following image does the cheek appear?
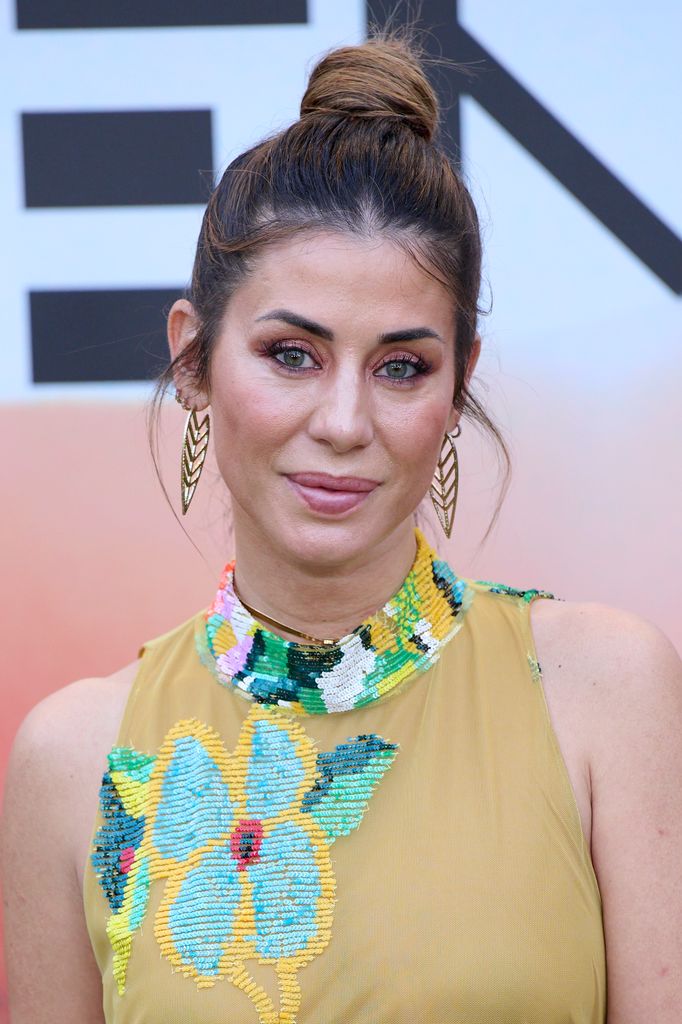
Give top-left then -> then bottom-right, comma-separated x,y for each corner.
211,375 -> 301,472
386,402 -> 448,471
378,401 -> 450,519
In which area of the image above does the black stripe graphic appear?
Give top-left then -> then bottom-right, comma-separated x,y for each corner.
30,289 -> 181,383
16,0 -> 307,29
23,111 -> 213,208
367,0 -> 682,294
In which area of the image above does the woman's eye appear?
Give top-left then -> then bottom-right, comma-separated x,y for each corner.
376,359 -> 421,380
271,346 -> 316,370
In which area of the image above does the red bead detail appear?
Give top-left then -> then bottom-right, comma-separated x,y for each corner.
119,846 -> 136,874
230,819 -> 264,871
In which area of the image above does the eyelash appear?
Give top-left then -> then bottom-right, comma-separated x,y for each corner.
261,340 -> 431,384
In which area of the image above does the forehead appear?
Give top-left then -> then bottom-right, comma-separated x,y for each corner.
224,230 -> 455,332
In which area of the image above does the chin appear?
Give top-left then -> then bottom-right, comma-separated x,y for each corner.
280,520 -> 375,567
277,509 -> 417,571
231,483 -> 415,567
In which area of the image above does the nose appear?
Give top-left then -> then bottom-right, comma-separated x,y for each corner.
306,364 -> 375,453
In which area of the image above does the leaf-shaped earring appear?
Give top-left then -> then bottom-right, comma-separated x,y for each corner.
179,402 -> 210,515
429,423 -> 461,539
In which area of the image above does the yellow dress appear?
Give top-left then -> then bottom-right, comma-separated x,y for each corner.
83,533 -> 606,1023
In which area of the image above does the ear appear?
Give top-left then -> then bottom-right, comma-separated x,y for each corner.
465,331 -> 482,388
167,298 -> 210,409
446,332 -> 481,433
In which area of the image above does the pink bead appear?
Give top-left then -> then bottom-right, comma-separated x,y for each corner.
119,846 -> 136,873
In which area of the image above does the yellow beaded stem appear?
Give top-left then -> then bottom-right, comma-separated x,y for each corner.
228,963 -> 278,1022
277,961 -> 302,1023
429,429 -> 459,539
180,409 -> 210,515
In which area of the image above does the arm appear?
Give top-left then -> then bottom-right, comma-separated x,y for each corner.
1,682 -> 107,1024
580,604 -> 682,1022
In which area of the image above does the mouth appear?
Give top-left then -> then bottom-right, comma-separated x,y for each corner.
284,472 -> 380,515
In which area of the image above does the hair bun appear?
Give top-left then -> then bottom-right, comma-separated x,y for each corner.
300,37 -> 439,143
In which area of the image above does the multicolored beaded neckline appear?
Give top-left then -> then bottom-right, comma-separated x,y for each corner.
195,527 -> 474,714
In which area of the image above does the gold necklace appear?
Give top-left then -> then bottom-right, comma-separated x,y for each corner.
231,577 -> 340,646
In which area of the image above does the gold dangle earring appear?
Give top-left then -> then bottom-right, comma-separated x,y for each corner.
429,423 -> 461,539
175,390 -> 210,515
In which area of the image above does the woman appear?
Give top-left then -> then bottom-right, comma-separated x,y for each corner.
2,28 -> 681,1024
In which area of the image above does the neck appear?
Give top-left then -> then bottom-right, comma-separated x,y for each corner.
228,510 -> 419,642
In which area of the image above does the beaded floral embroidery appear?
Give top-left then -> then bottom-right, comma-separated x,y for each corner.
195,526 -> 473,713
92,704 -> 398,1022
90,748 -> 155,983
473,579 -> 555,603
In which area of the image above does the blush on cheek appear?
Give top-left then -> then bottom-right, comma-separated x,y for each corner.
219,376 -> 296,438
210,382 -> 303,498
388,405 -> 449,508
396,406 -> 447,461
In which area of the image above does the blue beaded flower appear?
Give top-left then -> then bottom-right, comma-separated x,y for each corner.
92,704 -> 398,1022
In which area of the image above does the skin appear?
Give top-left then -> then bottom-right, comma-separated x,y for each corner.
2,230 -> 681,1023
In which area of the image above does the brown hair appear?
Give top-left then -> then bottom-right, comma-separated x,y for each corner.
147,22 -> 511,547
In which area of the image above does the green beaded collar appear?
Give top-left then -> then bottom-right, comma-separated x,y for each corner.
195,527 -> 473,714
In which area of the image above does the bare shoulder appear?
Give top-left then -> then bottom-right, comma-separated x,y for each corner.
4,658 -> 142,877
529,595 -> 680,699
532,598 -> 682,1019
1,659 -> 142,1023
7,658 -> 142,775
529,595 -> 681,764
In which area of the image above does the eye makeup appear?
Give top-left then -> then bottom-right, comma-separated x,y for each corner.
259,339 -> 432,384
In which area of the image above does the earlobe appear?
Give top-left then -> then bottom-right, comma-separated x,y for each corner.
446,408 -> 461,435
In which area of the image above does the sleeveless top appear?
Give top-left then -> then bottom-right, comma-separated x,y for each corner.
82,532 -> 606,1023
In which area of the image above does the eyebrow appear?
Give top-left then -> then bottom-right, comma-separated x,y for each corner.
254,309 -> 443,344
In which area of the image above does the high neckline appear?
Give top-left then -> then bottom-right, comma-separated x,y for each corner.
195,527 -> 474,714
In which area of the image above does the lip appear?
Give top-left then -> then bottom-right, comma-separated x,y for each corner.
286,472 -> 380,492
285,473 -> 379,515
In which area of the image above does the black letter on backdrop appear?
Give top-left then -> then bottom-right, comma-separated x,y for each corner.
367,0 -> 681,294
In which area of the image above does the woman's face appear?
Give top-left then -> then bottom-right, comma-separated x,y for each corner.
172,230 -> 479,568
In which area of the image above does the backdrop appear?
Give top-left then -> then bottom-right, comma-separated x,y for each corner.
1,1 -> 680,1016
